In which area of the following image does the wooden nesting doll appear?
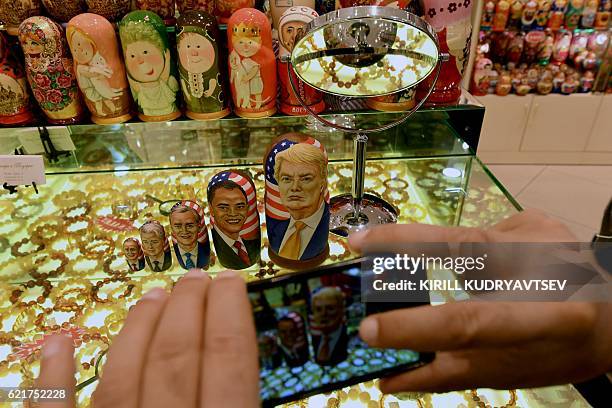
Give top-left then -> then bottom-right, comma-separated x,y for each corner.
0,33 -> 35,126
177,0 -> 215,15
207,170 -> 261,270
41,0 -> 87,22
85,0 -> 132,22
134,0 -> 176,25
0,0 -> 41,36
216,0 -> 254,24
67,14 -> 133,124
177,11 -> 230,120
264,133 -> 329,269
119,11 -> 181,122
277,6 -> 325,116
18,17 -> 85,125
270,0 -> 315,31
139,220 -> 172,272
123,237 -> 146,271
228,8 -> 277,118
168,200 -> 211,270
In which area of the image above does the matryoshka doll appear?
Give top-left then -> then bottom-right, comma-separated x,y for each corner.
481,1 -> 496,30
508,0 -> 524,28
580,70 -> 594,92
264,133 -> 329,269
119,10 -> 181,122
565,0 -> 585,29
207,170 -> 261,270
85,0 -> 132,22
534,0 -> 552,28
67,13 -> 133,124
595,0 -> 610,28
493,0 -> 511,31
0,33 -> 35,125
581,0 -> 598,28
521,0 -> 538,29
139,220 -> 172,272
228,8 -> 277,118
123,237 -> 146,271
548,0 -> 568,30
537,31 -> 554,65
168,200 -> 211,270
216,0 -> 255,24
496,72 -> 512,95
177,11 -> 230,120
271,0 -> 315,31
135,0 -> 176,25
41,0 -> 86,22
470,57 -> 493,96
278,6 -> 325,116
0,0 -> 41,36
552,30 -> 572,64
18,17 -> 85,124
177,0 -> 215,15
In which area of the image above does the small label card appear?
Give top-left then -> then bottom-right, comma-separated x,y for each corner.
0,155 -> 46,186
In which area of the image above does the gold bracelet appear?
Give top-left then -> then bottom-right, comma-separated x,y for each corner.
470,389 -> 517,408
52,190 -> 87,209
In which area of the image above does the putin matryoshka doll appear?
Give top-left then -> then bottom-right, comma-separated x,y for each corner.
119,11 -> 181,122
207,170 -> 261,270
177,0 -> 215,15
216,0 -> 254,24
0,0 -> 41,36
177,11 -> 230,120
0,33 -> 35,125
168,200 -> 211,270
264,133 -> 329,269
135,0 -> 176,25
85,0 -> 132,22
18,17 -> 85,124
278,7 -> 325,116
67,13 -> 133,124
41,0 -> 86,22
228,8 -> 277,118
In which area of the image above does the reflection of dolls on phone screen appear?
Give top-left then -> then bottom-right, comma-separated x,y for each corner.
309,287 -> 348,366
277,312 -> 309,367
230,23 -> 267,109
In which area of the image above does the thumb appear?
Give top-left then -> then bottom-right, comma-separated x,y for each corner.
35,334 -> 76,407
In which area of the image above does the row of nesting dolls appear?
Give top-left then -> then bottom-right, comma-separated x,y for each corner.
123,134 -> 331,273
0,7 -> 323,126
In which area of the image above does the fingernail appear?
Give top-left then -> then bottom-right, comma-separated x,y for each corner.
142,287 -> 166,300
184,268 -> 207,279
42,335 -> 66,358
218,270 -> 238,279
359,317 -> 378,345
349,230 -> 369,251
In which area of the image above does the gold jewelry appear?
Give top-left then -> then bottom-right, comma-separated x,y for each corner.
11,238 -> 45,258
470,389 -> 517,408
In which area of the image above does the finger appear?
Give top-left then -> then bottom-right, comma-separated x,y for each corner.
34,334 -> 75,408
92,288 -> 168,408
359,302 -> 590,351
348,224 -> 489,253
141,269 -> 210,408
200,271 -> 259,408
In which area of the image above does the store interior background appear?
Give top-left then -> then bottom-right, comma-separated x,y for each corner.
464,1 -> 612,241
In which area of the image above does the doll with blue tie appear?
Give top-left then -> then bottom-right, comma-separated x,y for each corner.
264,133 -> 330,269
169,200 -> 211,270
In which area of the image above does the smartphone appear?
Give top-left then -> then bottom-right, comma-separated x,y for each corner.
248,257 -> 434,407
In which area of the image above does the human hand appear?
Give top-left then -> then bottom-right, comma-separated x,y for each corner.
34,269 -> 259,408
349,210 -> 612,393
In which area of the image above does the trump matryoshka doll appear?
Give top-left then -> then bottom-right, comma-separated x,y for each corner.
119,10 -> 181,122
0,0 -> 41,36
67,13 -> 133,124
228,8 -> 277,118
177,10 -> 230,120
207,170 -> 261,270
277,6 -> 325,116
168,200 -> 211,270
18,16 -> 85,124
0,33 -> 35,125
264,133 -> 329,269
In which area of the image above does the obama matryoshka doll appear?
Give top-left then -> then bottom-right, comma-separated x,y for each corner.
228,8 -> 277,118
18,16 -> 85,124
67,13 -> 133,124
177,10 -> 230,120
264,133 -> 329,269
207,169 -> 261,270
0,0 -> 41,36
41,0 -> 86,22
0,33 -> 35,126
277,6 -> 325,116
135,0 -> 176,25
119,11 -> 181,122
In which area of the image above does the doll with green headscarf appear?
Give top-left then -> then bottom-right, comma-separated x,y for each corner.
177,11 -> 230,120
119,10 -> 181,122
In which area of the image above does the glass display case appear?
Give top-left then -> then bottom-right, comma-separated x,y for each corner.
0,94 -> 589,407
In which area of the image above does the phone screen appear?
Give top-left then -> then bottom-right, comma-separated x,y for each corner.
248,258 -> 433,407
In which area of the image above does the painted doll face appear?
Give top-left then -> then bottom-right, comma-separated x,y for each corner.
178,32 -> 215,74
211,187 -> 248,237
22,35 -> 44,55
123,240 -> 141,261
125,41 -> 165,82
280,20 -> 306,53
71,30 -> 94,64
278,320 -> 299,348
169,209 -> 199,250
277,161 -> 324,219
312,289 -> 344,334
232,32 -> 262,58
141,231 -> 164,258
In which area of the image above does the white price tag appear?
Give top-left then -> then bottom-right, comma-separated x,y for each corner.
0,155 -> 46,186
